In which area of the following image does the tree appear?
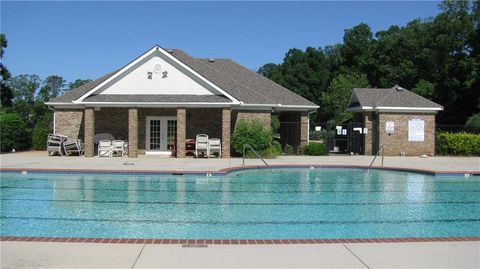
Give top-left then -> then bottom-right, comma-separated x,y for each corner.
0,33 -> 13,107
412,80 -> 435,99
68,79 -> 91,90
341,23 -> 375,76
320,72 -> 370,124
8,74 -> 41,103
37,75 -> 66,102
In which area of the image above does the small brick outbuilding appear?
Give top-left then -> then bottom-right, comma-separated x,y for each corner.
345,85 -> 443,156
46,46 -> 318,157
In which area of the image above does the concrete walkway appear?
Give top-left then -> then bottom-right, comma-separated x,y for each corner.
1,241 -> 479,268
1,151 -> 479,173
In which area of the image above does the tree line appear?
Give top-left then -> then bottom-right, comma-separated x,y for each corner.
258,1 -> 480,127
0,34 -> 91,151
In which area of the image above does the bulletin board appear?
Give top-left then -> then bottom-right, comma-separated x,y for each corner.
408,119 -> 425,141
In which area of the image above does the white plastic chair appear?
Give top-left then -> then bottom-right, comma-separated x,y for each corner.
63,139 -> 84,156
111,140 -> 125,157
195,134 -> 209,158
208,138 -> 221,158
47,134 -> 67,156
98,140 -> 112,157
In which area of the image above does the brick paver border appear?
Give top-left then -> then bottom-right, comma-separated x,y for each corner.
0,236 -> 478,244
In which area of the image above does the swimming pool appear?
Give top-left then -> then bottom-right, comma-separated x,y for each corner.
1,168 -> 479,239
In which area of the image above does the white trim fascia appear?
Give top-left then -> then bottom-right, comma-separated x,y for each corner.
345,106 -> 373,112
79,102 -> 234,108
346,106 -> 442,113
235,103 -> 319,111
48,104 -> 85,109
157,47 -> 241,104
76,46 -> 158,102
74,45 -> 241,105
376,106 -> 443,111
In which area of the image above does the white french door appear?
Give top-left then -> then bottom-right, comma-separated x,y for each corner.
146,116 -> 177,155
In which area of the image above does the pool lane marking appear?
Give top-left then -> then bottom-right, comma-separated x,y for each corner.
2,186 -> 479,193
2,198 -> 480,206
2,215 -> 480,226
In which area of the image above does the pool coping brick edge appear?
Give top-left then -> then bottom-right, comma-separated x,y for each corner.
0,236 -> 479,244
1,164 -> 479,176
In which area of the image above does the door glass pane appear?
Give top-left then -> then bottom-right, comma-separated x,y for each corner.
149,119 -> 161,150
166,120 -> 177,150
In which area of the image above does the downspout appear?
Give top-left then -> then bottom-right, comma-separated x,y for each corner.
48,106 -> 55,134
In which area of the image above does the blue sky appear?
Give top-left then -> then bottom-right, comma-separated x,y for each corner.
2,1 -> 441,83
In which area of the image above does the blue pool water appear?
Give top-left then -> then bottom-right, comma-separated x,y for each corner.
1,168 -> 479,239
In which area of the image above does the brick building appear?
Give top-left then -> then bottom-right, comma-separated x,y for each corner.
46,46 -> 318,157
345,85 -> 443,156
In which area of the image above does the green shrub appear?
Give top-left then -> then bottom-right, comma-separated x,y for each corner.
437,132 -> 480,156
0,113 -> 29,152
304,142 -> 328,156
32,118 -> 52,150
260,141 -> 282,159
232,119 -> 273,155
245,141 -> 281,159
464,113 -> 480,133
283,144 -> 296,155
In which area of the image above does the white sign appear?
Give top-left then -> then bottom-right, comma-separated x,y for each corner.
342,129 -> 347,135
408,119 -> 425,141
353,127 -> 363,133
315,126 -> 322,131
386,121 -> 395,134
363,128 -> 368,134
336,126 -> 342,135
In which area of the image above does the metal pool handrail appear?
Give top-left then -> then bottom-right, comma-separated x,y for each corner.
367,145 -> 384,173
242,144 -> 269,167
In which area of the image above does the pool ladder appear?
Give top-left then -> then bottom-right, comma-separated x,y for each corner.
242,144 -> 269,167
367,145 -> 384,173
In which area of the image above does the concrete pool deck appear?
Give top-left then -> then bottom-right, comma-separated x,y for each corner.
1,151 -> 479,268
1,151 -> 479,174
1,240 -> 479,268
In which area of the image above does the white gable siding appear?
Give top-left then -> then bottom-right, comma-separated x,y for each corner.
99,54 -> 214,95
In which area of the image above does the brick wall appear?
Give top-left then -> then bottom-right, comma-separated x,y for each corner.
94,108 -> 128,140
378,112 -> 436,156
186,108 -> 222,139
55,109 -> 84,140
231,111 -> 271,131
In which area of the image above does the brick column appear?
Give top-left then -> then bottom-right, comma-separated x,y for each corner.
128,108 -> 138,158
176,108 -> 186,158
364,112 -> 374,155
221,108 -> 231,158
300,112 -> 309,149
84,108 -> 95,157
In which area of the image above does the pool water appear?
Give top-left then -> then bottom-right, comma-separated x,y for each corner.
1,169 -> 479,239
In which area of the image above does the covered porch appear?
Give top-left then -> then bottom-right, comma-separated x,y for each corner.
82,107 -> 231,158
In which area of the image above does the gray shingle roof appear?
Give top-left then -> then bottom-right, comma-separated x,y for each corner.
83,94 -> 231,103
347,85 -> 443,111
48,72 -> 116,103
170,50 -> 315,106
48,47 -> 317,108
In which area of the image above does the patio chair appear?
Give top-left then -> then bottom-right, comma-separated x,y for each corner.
63,139 -> 84,156
47,134 -> 67,156
98,140 -> 112,157
208,138 -> 221,158
195,134 -> 209,158
111,140 -> 125,157
94,133 -> 115,145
